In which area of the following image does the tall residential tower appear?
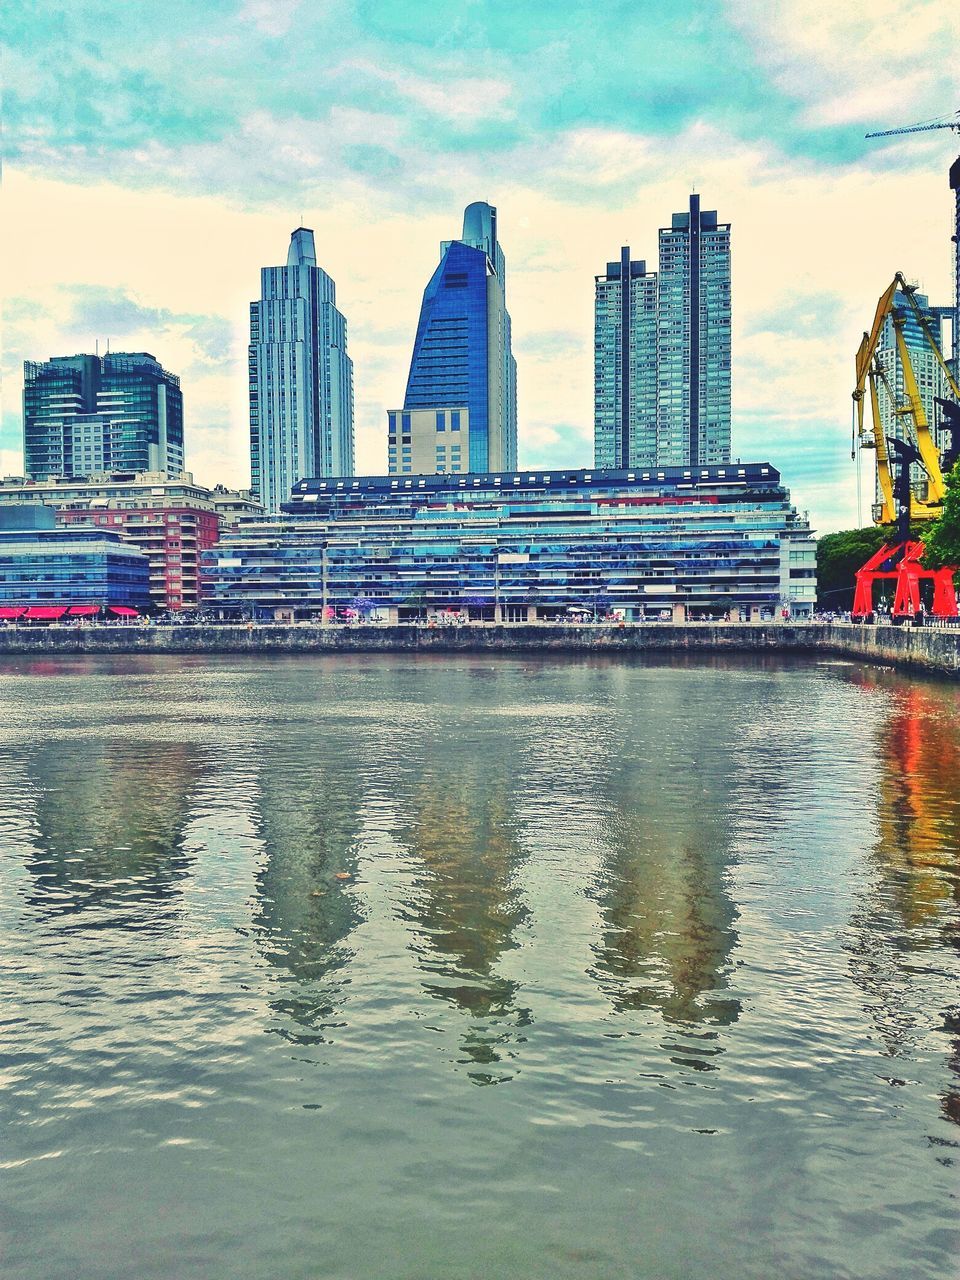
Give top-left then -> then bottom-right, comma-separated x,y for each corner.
390,202 -> 516,475
23,352 -> 184,480
595,194 -> 732,469
594,249 -> 657,468
657,194 -> 732,467
249,228 -> 354,512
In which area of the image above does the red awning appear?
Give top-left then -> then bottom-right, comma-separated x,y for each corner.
0,606 -> 26,619
108,606 -> 139,617
24,606 -> 68,620
68,606 -> 100,617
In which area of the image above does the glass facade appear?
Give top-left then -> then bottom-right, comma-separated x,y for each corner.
23,353 -> 184,480
249,228 -> 354,513
400,203 -> 516,474
0,528 -> 151,607
204,464 -> 816,621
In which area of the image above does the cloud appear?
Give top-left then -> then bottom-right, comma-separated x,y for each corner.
238,0 -> 304,38
727,0 -> 960,131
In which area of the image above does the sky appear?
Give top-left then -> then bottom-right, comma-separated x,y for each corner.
2,0 -> 959,533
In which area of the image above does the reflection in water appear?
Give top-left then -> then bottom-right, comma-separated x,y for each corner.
20,740 -> 204,919
250,741 -> 365,1046
2,657 -> 960,1279
579,698 -> 741,1034
394,725 -> 531,1085
592,811 -> 740,1029
846,670 -> 960,1128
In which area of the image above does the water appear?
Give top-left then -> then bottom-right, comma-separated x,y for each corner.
0,653 -> 958,1280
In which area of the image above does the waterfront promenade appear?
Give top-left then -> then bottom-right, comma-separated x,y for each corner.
1,620 -> 959,677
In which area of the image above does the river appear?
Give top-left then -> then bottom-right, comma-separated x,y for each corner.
0,653 -> 957,1279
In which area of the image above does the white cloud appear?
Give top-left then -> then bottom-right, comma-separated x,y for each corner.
339,60 -> 515,126
237,0 -> 304,38
727,0 -> 960,128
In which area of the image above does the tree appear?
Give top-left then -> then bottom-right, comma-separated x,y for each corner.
923,461 -> 960,571
816,526 -> 889,610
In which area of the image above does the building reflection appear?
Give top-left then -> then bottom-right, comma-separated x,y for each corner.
249,741 -> 365,1046
19,739 -> 204,919
392,729 -> 531,1086
585,729 -> 741,1036
846,670 -> 960,1128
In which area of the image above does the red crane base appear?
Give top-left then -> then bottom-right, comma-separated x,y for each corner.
852,540 -> 958,619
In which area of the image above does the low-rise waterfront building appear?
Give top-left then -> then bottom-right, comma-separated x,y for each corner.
0,472 -> 262,611
0,505 -> 150,612
203,464 -> 816,621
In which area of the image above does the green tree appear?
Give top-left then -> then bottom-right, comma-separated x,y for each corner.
923,461 -> 960,571
815,526 -> 889,610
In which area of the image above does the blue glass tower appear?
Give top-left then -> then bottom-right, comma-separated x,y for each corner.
401,202 -> 516,473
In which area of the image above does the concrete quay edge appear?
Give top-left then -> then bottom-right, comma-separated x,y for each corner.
0,622 -> 958,678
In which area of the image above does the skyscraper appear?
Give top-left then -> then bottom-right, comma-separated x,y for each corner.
390,201 -> 516,475
23,352 -> 184,480
657,195 -> 731,467
249,228 -> 354,512
594,249 -> 658,468
594,195 -> 731,470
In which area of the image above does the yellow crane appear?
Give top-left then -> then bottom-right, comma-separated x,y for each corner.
853,272 -> 960,525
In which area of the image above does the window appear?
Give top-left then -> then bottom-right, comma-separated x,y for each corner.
436,411 -> 446,431
401,413 -> 411,432
451,411 -> 461,431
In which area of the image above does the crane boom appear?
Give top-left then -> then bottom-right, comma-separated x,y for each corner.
865,111 -> 960,140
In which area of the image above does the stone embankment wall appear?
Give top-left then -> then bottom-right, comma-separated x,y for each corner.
0,622 -> 958,677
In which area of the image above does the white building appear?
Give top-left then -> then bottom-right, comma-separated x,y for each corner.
249,228 -> 354,512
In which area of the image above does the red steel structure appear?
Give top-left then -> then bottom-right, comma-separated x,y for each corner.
852,540 -> 958,620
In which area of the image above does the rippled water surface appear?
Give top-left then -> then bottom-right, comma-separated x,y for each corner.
1,653 -> 958,1279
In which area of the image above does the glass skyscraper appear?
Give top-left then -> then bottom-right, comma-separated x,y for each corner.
249,227 -> 354,513
393,202 -> 516,474
23,352 -> 184,480
595,195 -> 731,470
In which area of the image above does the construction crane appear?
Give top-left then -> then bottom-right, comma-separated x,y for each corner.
851,274 -> 960,619
866,110 -> 960,140
853,272 -> 960,522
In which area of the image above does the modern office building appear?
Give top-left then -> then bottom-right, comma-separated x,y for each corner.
204,463 -> 816,622
23,352 -> 184,480
249,227 -> 354,513
595,249 -> 658,468
0,505 -> 150,612
394,202 -> 516,475
0,471 -> 259,610
595,195 -> 731,470
657,195 -> 732,468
